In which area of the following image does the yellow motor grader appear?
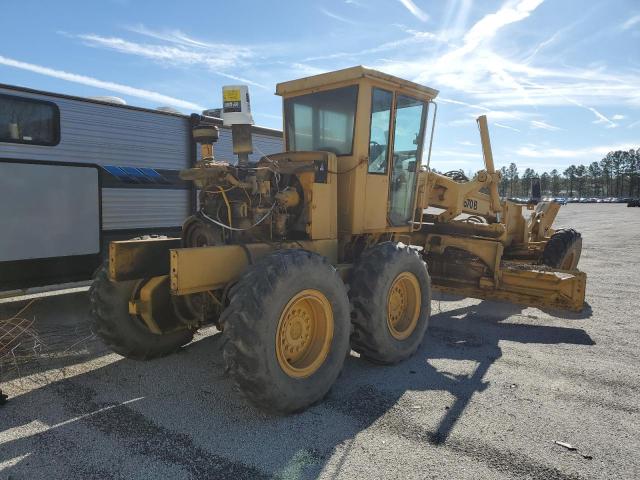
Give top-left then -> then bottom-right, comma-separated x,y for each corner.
90,66 -> 585,413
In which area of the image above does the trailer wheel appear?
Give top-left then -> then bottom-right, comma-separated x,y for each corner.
349,242 -> 431,364
221,249 -> 350,414
542,228 -> 582,270
89,265 -> 194,360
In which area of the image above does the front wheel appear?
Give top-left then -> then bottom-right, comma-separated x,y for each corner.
349,242 -> 431,364
542,228 -> 582,270
221,249 -> 351,414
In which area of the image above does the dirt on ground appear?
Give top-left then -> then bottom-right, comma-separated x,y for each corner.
0,203 -> 638,480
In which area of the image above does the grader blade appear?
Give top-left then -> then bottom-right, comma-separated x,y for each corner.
432,266 -> 586,312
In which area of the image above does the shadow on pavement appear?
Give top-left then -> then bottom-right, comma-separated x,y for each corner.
0,299 -> 595,479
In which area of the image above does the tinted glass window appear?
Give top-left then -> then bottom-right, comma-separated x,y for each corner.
0,95 -> 60,146
284,85 -> 357,156
368,88 -> 393,174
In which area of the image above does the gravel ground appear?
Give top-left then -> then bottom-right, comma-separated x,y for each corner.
1,204 -> 639,480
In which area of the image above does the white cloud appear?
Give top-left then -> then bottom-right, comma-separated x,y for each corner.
515,143 -> 637,159
398,0 -> 429,22
460,0 -> 544,53
438,97 -> 490,111
432,149 -> 482,159
303,27 -> 444,62
494,122 -> 522,132
612,114 -> 625,120
289,63 -> 327,77
622,14 -> 640,30
75,32 -> 269,89
318,7 -> 357,24
371,0 -> 640,131
530,120 -> 562,131
0,55 -> 204,111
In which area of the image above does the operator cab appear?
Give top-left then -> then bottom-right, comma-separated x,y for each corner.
276,66 -> 438,234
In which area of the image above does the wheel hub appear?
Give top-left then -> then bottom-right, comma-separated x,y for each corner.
276,289 -> 334,378
386,272 -> 421,340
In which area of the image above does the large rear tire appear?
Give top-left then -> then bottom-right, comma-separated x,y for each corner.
89,266 -> 194,360
349,242 -> 431,365
542,228 -> 582,270
221,249 -> 350,414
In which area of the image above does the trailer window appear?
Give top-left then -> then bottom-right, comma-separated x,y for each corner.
284,85 -> 358,156
0,94 -> 60,146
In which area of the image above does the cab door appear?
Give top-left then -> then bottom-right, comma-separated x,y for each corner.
388,95 -> 427,226
363,87 -> 394,230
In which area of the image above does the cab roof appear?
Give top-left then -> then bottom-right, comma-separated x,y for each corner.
275,65 -> 439,101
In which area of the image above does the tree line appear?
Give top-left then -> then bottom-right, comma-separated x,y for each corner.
495,148 -> 640,198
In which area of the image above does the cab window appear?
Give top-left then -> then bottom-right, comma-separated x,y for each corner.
368,88 -> 393,174
284,85 -> 357,156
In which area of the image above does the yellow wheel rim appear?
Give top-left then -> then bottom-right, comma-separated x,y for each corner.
276,289 -> 334,378
386,272 -> 421,340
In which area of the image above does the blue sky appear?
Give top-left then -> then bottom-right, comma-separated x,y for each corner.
1,0 -> 638,173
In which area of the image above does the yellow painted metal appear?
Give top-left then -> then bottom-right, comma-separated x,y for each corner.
421,169 -> 502,223
386,272 -> 421,340
276,65 -> 439,101
109,237 -> 181,281
310,177 -> 337,240
169,239 -> 338,295
527,201 -> 560,242
364,172 -> 390,231
476,115 -> 503,213
277,69 -> 438,238
275,289 -> 334,378
128,276 -> 169,334
434,268 -> 587,312
426,235 -> 504,280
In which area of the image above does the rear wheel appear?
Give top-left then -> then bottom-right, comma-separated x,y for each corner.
222,249 -> 350,414
542,228 -> 582,270
349,242 -> 431,364
89,266 -> 194,360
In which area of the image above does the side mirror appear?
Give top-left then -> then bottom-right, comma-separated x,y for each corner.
407,160 -> 416,172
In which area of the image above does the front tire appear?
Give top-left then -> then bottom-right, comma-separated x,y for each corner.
221,249 -> 350,414
89,266 -> 194,360
542,228 -> 582,270
349,242 -> 431,364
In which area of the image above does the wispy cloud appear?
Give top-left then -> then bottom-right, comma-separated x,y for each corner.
515,143 -> 637,159
318,7 -> 357,24
460,0 -> 544,53
530,120 -> 562,131
372,0 -> 638,123
494,122 -> 522,132
0,54 -> 204,110
73,31 -> 269,89
398,0 -> 429,22
622,14 -> 640,30
303,27 -> 443,62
